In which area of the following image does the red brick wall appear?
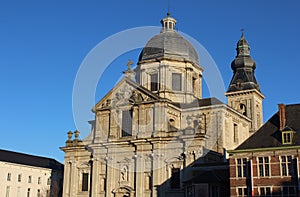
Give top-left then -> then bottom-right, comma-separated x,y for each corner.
229,150 -> 300,196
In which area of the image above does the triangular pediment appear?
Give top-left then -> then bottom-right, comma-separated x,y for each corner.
94,77 -> 161,111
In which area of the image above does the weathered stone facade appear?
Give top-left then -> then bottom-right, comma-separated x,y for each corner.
61,13 -> 263,197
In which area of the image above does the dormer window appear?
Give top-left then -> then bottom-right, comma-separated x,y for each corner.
282,130 -> 293,145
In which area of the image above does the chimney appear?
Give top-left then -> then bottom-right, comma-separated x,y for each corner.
278,104 -> 286,130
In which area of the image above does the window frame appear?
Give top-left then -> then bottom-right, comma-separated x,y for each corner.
281,186 -> 297,196
170,167 -> 181,189
280,155 -> 293,176
82,172 -> 89,192
150,73 -> 158,91
7,173 -> 11,181
237,187 -> 248,197
258,186 -> 272,196
28,175 -> 32,183
257,156 -> 270,177
236,158 -> 247,178
233,123 -> 238,143
282,131 -> 293,145
172,73 -> 182,91
121,109 -> 133,137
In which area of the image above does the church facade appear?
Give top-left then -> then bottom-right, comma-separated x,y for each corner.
61,13 -> 263,197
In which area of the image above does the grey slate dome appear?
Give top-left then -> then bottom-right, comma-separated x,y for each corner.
138,13 -> 199,65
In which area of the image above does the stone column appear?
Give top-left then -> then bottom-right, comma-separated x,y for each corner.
92,159 -> 100,196
62,160 -> 70,197
135,154 -> 144,197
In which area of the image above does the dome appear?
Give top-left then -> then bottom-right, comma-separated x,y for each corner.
138,13 -> 199,65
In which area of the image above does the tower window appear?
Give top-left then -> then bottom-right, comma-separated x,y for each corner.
172,73 -> 182,91
170,168 -> 180,188
239,104 -> 247,116
150,73 -> 158,91
82,173 -> 89,191
122,110 -> 133,137
18,174 -> 22,182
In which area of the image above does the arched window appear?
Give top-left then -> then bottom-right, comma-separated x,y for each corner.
239,104 -> 247,116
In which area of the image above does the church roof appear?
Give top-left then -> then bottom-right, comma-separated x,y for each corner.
172,97 -> 224,109
138,13 -> 199,65
0,149 -> 63,170
235,104 -> 300,150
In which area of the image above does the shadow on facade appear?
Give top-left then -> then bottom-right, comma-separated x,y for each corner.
154,149 -> 229,197
49,160 -> 64,197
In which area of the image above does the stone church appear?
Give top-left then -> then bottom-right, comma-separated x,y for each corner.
61,13 -> 264,197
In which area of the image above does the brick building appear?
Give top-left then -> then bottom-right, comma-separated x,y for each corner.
229,104 -> 300,196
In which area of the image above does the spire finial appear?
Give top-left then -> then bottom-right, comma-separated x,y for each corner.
240,28 -> 245,38
167,0 -> 170,16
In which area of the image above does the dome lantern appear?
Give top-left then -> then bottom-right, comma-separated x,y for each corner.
160,12 -> 177,31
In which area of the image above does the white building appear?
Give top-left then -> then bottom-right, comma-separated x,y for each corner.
0,149 -> 63,197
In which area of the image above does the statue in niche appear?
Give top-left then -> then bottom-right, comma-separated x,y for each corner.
120,165 -> 128,182
194,114 -> 206,134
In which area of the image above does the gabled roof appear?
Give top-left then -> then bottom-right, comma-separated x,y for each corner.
235,104 -> 300,150
0,149 -> 63,170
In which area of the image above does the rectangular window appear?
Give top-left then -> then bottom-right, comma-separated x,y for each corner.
237,158 -> 247,177
259,187 -> 271,196
7,173 -> 11,181
170,168 -> 180,188
18,174 -> 22,182
237,187 -> 247,197
233,123 -> 238,143
6,186 -> 10,197
27,188 -> 30,197
150,73 -> 158,91
258,157 -> 270,177
172,73 -> 182,91
37,189 -> 41,197
28,175 -> 32,183
38,177 -> 41,184
282,186 -> 296,196
82,173 -> 89,191
281,156 -> 293,176
46,190 -> 50,197
122,110 -> 133,137
47,177 -> 51,185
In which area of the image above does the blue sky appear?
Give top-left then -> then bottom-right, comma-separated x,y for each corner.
0,1 -> 299,162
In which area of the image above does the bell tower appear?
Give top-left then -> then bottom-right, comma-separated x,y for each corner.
225,33 -> 264,132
